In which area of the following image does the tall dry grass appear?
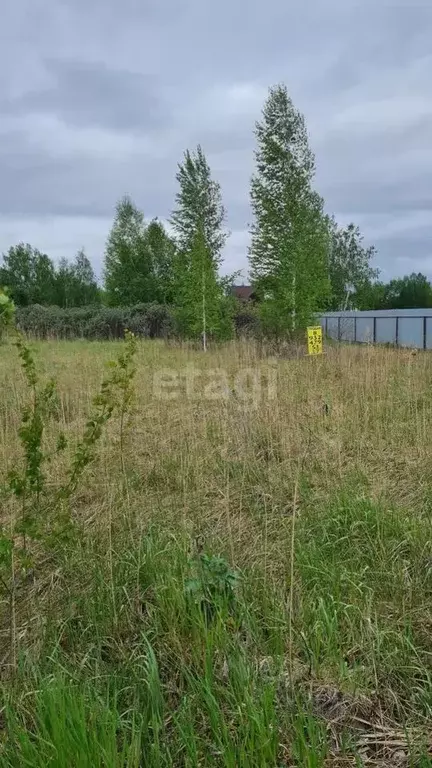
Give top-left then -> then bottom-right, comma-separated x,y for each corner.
0,338 -> 431,765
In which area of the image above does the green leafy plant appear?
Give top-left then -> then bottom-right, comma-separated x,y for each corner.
0,323 -> 138,671
0,288 -> 15,341
0,331 -> 72,668
114,329 -> 137,482
185,552 -> 240,623
8,335 -> 57,545
63,330 -> 137,499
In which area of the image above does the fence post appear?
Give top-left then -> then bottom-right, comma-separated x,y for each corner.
423,316 -> 427,350
373,316 -> 377,343
354,316 -> 357,343
395,316 -> 399,347
338,316 -> 341,342
325,316 -> 328,337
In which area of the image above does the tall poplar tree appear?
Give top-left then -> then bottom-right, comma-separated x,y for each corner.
249,84 -> 329,335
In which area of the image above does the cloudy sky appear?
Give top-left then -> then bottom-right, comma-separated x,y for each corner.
1,0 -> 431,282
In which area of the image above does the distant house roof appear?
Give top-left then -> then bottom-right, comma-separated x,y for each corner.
231,285 -> 255,301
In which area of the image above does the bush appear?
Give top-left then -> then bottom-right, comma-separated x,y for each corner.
128,303 -> 174,338
82,307 -> 127,340
233,306 -> 262,338
15,303 -> 261,341
16,304 -> 175,340
16,305 -> 99,339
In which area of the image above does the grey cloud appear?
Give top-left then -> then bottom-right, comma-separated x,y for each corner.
315,115 -> 432,216
321,176 -> 432,217
372,235 -> 432,280
0,123 -> 177,220
4,59 -> 167,133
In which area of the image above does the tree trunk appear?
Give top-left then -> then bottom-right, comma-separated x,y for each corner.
292,271 -> 296,333
202,261 -> 207,352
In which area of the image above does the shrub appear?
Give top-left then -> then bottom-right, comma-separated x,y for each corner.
15,302 -> 264,341
82,307 -> 127,340
16,305 -> 99,339
15,304 -> 174,340
128,303 -> 174,338
233,306 -> 262,337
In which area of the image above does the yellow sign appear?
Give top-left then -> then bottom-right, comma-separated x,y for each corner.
307,326 -> 323,355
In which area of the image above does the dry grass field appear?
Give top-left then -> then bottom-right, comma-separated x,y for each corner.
0,338 -> 431,766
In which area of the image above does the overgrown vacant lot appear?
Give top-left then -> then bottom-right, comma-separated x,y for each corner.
1,339 -> 432,766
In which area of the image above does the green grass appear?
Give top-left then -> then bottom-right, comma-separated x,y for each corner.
1,339 -> 432,765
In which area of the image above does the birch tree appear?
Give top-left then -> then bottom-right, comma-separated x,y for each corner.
249,84 -> 329,335
171,146 -> 231,344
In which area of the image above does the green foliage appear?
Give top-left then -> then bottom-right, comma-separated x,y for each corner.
295,493 -> 432,711
14,303 -> 255,341
0,244 -> 99,308
356,271 -> 432,310
0,532 -> 283,766
185,552 -> 240,622
114,330 -> 138,415
10,371 -> 55,526
0,533 -> 13,573
326,220 -> 378,310
0,243 -> 57,306
7,335 -> 58,542
171,145 -> 227,262
171,148 -> 232,343
0,322 -> 138,670
128,303 -> 174,338
15,303 -> 174,340
104,198 -> 176,306
0,289 -> 15,341
232,304 -> 262,337
54,250 -> 100,308
174,228 -> 234,342
249,84 -> 330,335
1,520 -> 430,765
104,197 -> 153,306
64,331 -> 137,498
146,219 -> 176,304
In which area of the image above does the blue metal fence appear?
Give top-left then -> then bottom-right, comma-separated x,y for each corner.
319,309 -> 432,350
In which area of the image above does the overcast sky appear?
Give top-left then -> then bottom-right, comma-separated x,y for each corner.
1,0 -> 431,282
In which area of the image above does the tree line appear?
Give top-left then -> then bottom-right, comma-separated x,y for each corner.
0,246 -> 100,308
1,84 -> 431,341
